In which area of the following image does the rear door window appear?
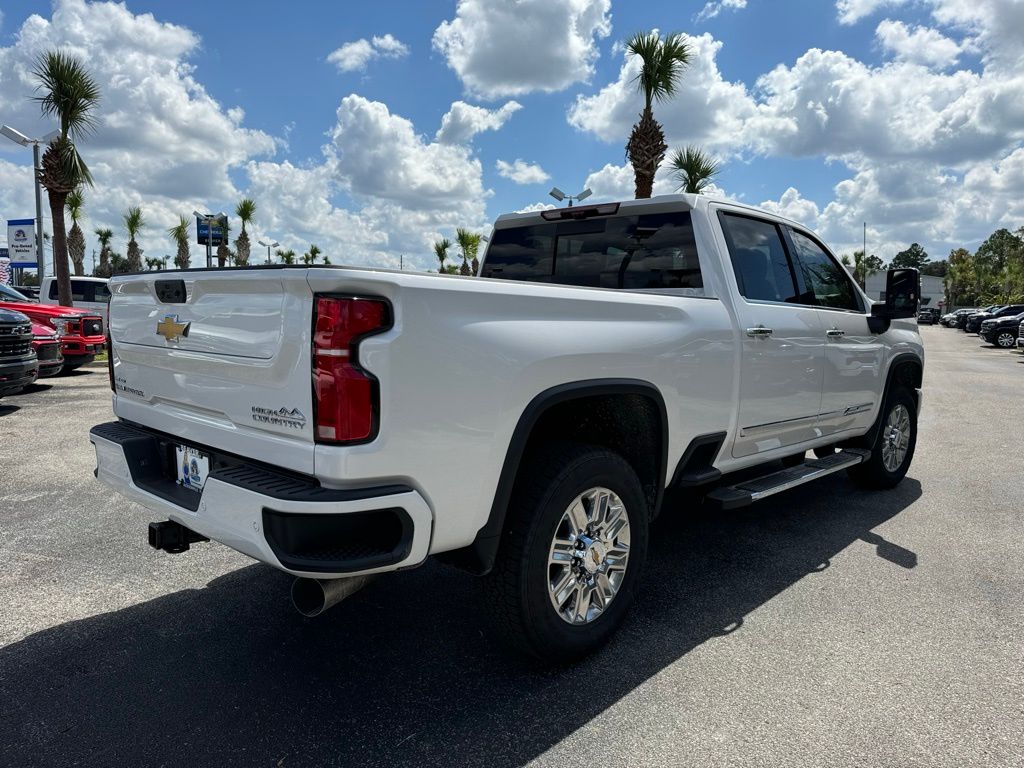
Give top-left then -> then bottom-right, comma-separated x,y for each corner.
719,214 -> 801,304
482,211 -> 703,293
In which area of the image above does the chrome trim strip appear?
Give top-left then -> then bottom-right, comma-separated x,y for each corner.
740,411 -> 834,436
842,402 -> 874,415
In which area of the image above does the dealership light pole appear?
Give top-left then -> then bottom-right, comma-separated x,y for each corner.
1,124 -> 60,279
258,239 -> 279,264
549,186 -> 592,208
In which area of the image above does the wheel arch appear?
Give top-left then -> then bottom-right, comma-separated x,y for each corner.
441,379 -> 668,576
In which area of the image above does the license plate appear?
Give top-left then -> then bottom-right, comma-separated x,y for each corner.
175,445 -> 210,493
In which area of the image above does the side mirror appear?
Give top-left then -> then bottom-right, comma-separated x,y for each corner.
868,268 -> 919,333
884,268 -> 920,319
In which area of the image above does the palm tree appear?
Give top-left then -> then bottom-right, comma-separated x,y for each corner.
624,32 -> 691,199
234,198 -> 255,266
669,145 -> 720,194
65,187 -> 87,276
456,227 -> 481,276
33,51 -> 101,306
123,206 -> 144,272
144,256 -> 165,271
94,227 -> 113,277
433,237 -> 451,273
302,244 -> 322,265
217,219 -> 231,267
276,248 -> 296,265
168,215 -> 191,270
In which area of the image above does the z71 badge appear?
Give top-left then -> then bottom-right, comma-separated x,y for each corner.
251,406 -> 307,430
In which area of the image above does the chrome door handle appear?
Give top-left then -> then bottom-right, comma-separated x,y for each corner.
746,325 -> 773,339
826,329 -> 846,338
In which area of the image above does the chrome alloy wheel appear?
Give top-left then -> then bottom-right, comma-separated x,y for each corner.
547,487 -> 631,625
881,403 -> 911,472
997,331 -> 1016,348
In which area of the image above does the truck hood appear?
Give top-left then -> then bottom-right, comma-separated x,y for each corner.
0,299 -> 96,319
31,320 -> 57,337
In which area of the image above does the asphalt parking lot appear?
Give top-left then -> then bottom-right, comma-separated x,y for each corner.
1,325 -> 1022,768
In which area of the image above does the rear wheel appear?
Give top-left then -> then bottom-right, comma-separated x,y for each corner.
848,387 -> 917,489
483,443 -> 649,663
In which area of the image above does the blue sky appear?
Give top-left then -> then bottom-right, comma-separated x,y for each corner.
1,0 -> 1021,270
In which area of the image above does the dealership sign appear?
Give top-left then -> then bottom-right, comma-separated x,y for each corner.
7,218 -> 37,267
196,214 -> 228,247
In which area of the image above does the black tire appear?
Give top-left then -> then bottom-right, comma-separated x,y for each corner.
996,331 -> 1016,349
483,442 -> 649,663
847,386 -> 917,490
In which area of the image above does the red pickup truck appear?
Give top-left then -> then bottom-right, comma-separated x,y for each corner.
31,320 -> 64,378
0,283 -> 105,371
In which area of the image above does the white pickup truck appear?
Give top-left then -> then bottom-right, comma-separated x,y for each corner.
90,194 -> 923,661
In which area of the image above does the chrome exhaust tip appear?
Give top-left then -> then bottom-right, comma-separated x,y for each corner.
291,575 -> 375,618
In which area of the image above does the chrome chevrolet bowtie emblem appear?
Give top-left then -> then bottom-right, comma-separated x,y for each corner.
156,315 -> 190,342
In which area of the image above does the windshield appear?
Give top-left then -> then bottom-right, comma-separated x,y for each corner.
0,283 -> 31,302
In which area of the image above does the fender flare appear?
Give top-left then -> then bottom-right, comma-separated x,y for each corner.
446,378 -> 668,575
852,352 -> 923,448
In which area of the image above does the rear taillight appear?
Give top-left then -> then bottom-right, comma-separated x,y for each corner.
312,296 -> 390,444
107,336 -> 115,392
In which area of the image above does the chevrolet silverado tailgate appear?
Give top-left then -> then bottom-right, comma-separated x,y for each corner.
108,269 -> 316,474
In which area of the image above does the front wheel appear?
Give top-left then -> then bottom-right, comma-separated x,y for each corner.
996,331 -> 1016,349
848,387 -> 917,489
483,443 -> 649,663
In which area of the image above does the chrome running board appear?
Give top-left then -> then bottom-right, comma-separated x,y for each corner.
706,449 -> 871,510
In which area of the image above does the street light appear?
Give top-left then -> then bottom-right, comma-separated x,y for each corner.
1,124 -> 60,279
258,239 -> 279,265
193,210 -> 226,268
549,186 -> 592,207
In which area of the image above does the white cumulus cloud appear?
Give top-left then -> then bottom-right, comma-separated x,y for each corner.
327,33 -> 409,72
875,19 -> 961,67
435,100 -> 521,144
836,0 -> 909,25
432,0 -> 611,98
695,0 -> 747,22
495,159 -> 550,185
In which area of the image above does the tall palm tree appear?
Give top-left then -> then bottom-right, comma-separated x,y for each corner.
433,237 -> 451,273
33,51 -> 101,306
94,227 -> 113,277
456,227 -> 481,276
234,198 -> 255,266
65,187 -> 86,276
669,145 -> 720,194
168,215 -> 191,270
624,31 -> 691,199
123,206 -> 144,272
217,219 -> 231,267
276,248 -> 296,265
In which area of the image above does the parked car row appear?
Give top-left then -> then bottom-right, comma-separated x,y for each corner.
939,304 -> 1024,350
0,279 -> 107,400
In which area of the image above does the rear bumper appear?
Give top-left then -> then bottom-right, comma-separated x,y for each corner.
0,355 -> 38,395
89,420 -> 433,578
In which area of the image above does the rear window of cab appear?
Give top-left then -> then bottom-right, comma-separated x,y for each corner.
481,211 -> 704,294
